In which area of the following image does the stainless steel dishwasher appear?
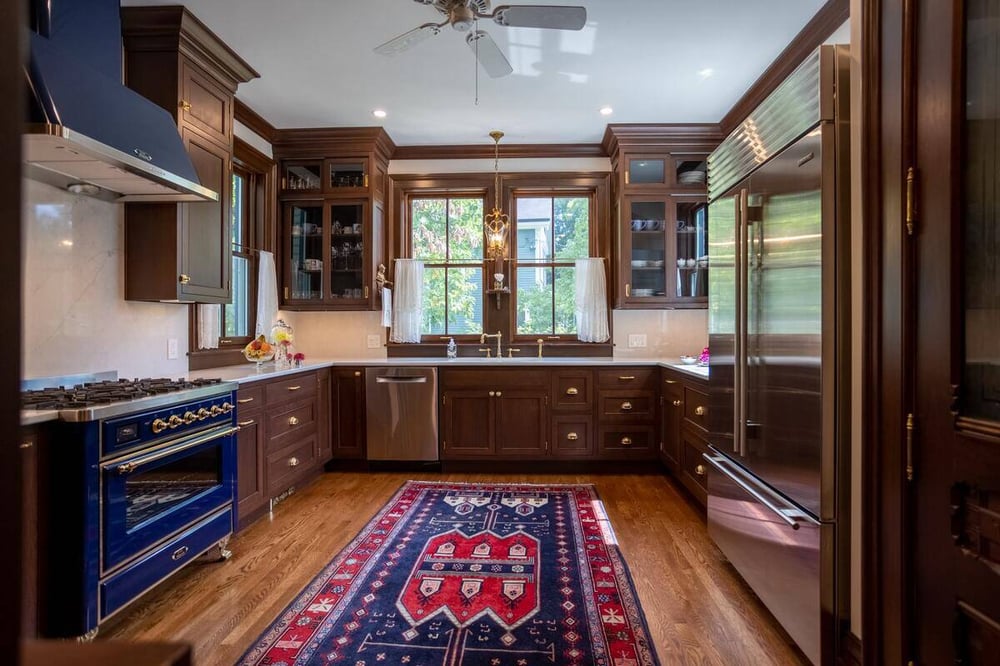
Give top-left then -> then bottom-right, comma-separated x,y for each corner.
365,367 -> 438,461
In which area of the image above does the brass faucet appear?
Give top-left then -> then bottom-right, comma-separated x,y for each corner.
536,338 -> 544,358
480,331 -> 502,359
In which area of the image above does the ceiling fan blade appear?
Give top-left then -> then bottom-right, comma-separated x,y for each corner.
466,30 -> 513,78
374,22 -> 442,56
490,5 -> 587,30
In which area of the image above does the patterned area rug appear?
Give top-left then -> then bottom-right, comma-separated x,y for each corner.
239,481 -> 659,666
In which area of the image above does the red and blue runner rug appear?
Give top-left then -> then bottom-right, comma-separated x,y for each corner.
239,481 -> 660,665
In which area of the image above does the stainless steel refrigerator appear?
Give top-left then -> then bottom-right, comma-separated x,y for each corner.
705,45 -> 851,666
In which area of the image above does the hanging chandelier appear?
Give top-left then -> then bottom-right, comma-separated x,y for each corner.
484,130 -> 509,261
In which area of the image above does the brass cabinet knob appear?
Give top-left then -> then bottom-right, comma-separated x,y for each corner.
178,274 -> 191,284
496,391 -> 502,398
182,411 -> 198,424
673,399 -> 683,407
179,100 -> 192,111
151,418 -> 169,434
210,405 -> 223,416
221,401 -> 234,413
621,401 -> 633,411
354,371 -> 361,377
168,415 -> 184,429
565,387 -> 579,396
288,416 -> 300,426
620,436 -> 633,446
489,391 -> 496,397
695,464 -> 706,476
695,406 -> 706,416
196,408 -> 210,420
288,457 -> 300,467
567,432 -> 579,441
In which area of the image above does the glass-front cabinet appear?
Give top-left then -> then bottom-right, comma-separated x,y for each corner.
282,200 -> 371,308
620,194 -> 708,307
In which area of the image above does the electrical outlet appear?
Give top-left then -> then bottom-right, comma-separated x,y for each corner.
628,334 -> 647,348
167,338 -> 179,359
367,334 -> 381,349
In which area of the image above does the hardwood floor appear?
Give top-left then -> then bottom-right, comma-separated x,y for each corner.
100,471 -> 808,665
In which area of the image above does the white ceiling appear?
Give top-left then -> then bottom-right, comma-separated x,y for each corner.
121,0 -> 834,145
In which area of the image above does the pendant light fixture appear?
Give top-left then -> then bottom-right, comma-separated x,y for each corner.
484,130 -> 510,306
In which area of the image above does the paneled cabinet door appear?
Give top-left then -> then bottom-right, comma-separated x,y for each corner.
660,374 -> 683,472
441,391 -> 494,457
317,369 -> 332,462
235,412 -> 265,529
331,369 -> 365,459
494,391 -> 548,457
179,126 -> 231,302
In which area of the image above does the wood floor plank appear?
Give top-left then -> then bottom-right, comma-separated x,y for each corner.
100,471 -> 808,665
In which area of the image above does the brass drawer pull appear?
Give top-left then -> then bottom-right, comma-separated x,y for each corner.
171,545 -> 189,561
673,399 -> 683,407
665,379 -> 678,384
695,406 -> 706,416
565,387 -> 579,396
288,457 -> 300,467
237,397 -> 254,404
621,401 -> 633,411
567,432 -> 579,441
286,385 -> 302,391
179,100 -> 192,111
178,274 -> 191,284
618,375 -> 636,381
695,464 -> 706,476
288,416 -> 300,426
620,436 -> 633,446
238,419 -> 255,427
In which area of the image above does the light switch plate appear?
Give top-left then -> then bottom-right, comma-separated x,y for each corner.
367,334 -> 381,349
167,338 -> 179,359
628,334 -> 647,348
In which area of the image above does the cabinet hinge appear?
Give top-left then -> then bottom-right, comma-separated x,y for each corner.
906,413 -> 915,482
906,167 -> 917,236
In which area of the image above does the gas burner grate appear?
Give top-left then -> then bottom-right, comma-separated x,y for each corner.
21,377 -> 224,410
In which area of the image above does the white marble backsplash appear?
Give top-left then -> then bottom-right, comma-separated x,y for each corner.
22,179 -> 190,380
276,310 -> 388,359
612,309 -> 709,360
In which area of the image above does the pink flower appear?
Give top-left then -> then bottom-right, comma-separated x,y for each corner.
293,352 -> 305,361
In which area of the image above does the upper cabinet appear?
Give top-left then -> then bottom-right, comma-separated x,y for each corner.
121,7 -> 258,303
273,129 -> 394,311
603,125 -> 722,309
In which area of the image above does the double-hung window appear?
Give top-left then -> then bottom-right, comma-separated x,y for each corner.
221,167 -> 255,344
411,196 -> 486,337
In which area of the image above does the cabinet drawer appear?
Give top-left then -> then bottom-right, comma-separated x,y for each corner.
265,373 -> 317,405
551,370 -> 593,411
597,368 -> 656,389
267,435 -> 317,494
552,416 -> 593,457
598,390 -> 656,420
683,385 -> 710,431
267,398 -> 317,445
597,425 -> 655,455
680,431 -> 710,506
236,384 -> 264,411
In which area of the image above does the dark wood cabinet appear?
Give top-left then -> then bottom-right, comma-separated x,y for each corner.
441,390 -> 494,457
678,427 -> 709,507
234,401 -> 265,530
495,391 -> 548,457
658,366 -> 710,508
120,7 -> 257,304
330,368 -> 366,459
659,370 -> 683,472
274,129 -> 394,311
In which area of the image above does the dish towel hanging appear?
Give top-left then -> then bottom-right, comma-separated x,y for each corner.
197,304 -> 221,349
381,287 -> 392,328
256,250 -> 279,337
575,258 -> 610,343
390,259 -> 424,343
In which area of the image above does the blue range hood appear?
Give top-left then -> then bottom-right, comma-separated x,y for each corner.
23,0 -> 218,203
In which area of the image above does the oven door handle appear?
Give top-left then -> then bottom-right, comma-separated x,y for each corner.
110,425 -> 240,475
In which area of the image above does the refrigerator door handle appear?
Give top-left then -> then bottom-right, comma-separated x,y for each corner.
703,451 -> 821,528
737,188 -> 750,457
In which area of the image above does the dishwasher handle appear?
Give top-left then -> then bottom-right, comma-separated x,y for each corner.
375,376 -> 428,384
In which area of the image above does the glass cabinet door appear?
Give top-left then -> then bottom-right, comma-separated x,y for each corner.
673,197 -> 709,300
627,157 -> 666,186
283,161 -> 322,192
627,199 -> 668,299
287,203 -> 325,301
329,202 -> 366,302
327,160 -> 368,190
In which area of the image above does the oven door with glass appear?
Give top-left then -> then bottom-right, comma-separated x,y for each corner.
101,423 -> 237,572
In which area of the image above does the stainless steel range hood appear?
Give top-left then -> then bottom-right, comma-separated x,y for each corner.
23,3 -> 218,203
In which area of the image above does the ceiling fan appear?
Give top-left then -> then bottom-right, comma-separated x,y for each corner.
374,1 -> 587,78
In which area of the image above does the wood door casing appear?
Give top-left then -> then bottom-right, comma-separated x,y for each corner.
494,391 -> 548,456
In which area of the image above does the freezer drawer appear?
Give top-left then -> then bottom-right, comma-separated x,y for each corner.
365,367 -> 438,461
705,449 -> 823,665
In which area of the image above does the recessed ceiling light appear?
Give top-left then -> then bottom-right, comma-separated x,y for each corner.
599,106 -> 613,116
373,109 -> 387,119
59,239 -> 73,247
698,68 -> 714,79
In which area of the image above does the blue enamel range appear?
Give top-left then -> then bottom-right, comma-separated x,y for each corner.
26,375 -> 239,638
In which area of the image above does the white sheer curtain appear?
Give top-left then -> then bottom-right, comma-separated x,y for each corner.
256,250 -> 279,337
574,258 -> 610,343
390,259 -> 424,343
197,304 -> 221,349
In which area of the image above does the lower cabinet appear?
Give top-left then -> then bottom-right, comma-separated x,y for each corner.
659,370 -> 683,472
234,368 -> 331,530
330,368 -> 366,459
441,388 -> 548,458
659,366 -> 711,509
678,427 -> 710,507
